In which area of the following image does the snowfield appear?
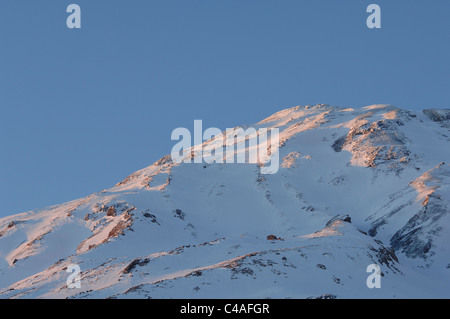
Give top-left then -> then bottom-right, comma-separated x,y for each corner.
0,104 -> 449,299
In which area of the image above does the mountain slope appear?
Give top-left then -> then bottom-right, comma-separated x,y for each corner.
1,104 -> 449,299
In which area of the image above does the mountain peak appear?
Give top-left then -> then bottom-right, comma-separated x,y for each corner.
1,104 -> 449,298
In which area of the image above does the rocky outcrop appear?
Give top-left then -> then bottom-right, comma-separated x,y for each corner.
423,109 -> 450,129
326,214 -> 351,227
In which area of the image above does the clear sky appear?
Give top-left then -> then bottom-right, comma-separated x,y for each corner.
1,0 -> 449,217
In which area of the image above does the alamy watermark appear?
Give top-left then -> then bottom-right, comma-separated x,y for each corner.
65,4 -> 380,30
66,4 -> 81,29
366,264 -> 381,289
366,4 -> 381,29
66,264 -> 81,289
171,120 -> 280,174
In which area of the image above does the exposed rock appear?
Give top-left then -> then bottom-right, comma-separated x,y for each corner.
333,117 -> 411,171
143,211 -> 159,224
189,270 -> 202,277
333,276 -> 342,285
123,258 -> 150,274
93,203 -> 109,213
173,209 -> 185,220
326,214 -> 351,228
368,243 -> 400,273
307,294 -> 337,299
423,109 -> 450,123
332,136 -> 346,152
107,206 -> 117,217
108,220 -> 129,238
266,234 -> 280,241
390,201 -> 446,259
231,267 -> 254,277
155,155 -> 172,166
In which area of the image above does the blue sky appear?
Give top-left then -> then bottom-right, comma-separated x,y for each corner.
1,0 -> 449,217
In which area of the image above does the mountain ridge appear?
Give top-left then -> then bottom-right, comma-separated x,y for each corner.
1,104 -> 449,298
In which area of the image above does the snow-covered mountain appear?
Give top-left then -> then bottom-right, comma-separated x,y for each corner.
1,104 -> 449,299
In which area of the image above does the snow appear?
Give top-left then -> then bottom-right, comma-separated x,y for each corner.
0,104 -> 449,298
